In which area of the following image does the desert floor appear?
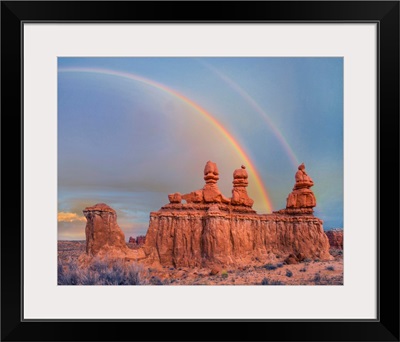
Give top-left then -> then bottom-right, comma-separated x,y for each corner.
58,241 -> 343,286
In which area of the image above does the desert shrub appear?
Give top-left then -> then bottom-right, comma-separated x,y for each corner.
221,270 -> 229,279
299,267 -> 307,272
285,270 -> 293,277
326,266 -> 335,271
313,273 -> 343,285
271,280 -> 284,285
314,259 -> 320,263
313,273 -> 321,284
58,258 -> 145,285
124,263 -> 144,285
58,260 -> 80,285
79,270 -> 100,285
330,249 -> 343,257
303,258 -> 312,263
324,275 -> 344,285
260,277 -> 284,285
261,277 -> 269,285
276,263 -> 284,268
149,276 -> 164,285
264,263 -> 277,270
104,262 -> 126,285
89,258 -> 109,273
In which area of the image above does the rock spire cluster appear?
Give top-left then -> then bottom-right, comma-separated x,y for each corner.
168,161 -> 254,210
143,161 -> 332,267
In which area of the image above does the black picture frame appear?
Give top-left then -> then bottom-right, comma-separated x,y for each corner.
1,1 -> 399,341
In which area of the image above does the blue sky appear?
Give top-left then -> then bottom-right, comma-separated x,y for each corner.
58,57 -> 343,240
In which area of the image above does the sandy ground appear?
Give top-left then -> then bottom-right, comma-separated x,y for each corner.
58,241 -> 343,286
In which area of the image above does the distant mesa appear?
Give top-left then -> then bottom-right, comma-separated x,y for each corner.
325,228 -> 343,250
128,235 -> 146,246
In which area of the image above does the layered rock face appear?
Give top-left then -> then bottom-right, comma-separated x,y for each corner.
82,203 -> 145,261
143,162 -> 332,267
144,209 -> 331,267
325,229 -> 343,249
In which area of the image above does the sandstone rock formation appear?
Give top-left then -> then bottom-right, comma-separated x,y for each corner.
168,192 -> 182,204
144,210 -> 332,267
136,235 -> 146,246
144,161 -> 332,267
287,163 -> 316,209
82,203 -> 145,261
325,229 -> 343,249
274,163 -> 317,216
168,161 -> 230,206
167,161 -> 255,214
202,161 -> 231,204
182,190 -> 203,204
231,165 -> 254,207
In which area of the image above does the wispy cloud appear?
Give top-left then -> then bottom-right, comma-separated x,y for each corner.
58,212 -> 86,223
58,221 -> 86,240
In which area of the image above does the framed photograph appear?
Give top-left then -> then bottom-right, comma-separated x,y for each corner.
1,1 -> 399,341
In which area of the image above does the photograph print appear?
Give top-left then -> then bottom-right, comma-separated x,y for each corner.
57,57 -> 343,286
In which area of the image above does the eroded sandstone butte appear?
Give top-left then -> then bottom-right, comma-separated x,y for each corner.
82,203 -> 145,261
143,162 -> 332,267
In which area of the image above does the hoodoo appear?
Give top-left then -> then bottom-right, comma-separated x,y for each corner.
143,162 -> 332,267
81,203 -> 145,261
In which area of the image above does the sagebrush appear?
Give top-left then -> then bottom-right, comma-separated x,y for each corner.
58,258 -> 149,285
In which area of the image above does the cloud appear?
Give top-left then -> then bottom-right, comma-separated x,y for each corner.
58,221 -> 86,240
58,212 -> 86,223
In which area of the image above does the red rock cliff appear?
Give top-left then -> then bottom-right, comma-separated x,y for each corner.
143,206 -> 331,267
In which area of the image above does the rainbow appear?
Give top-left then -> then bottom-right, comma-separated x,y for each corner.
58,67 -> 274,212
197,60 -> 299,167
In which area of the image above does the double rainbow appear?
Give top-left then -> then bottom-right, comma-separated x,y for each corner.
58,67 -> 274,212
197,60 -> 299,167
